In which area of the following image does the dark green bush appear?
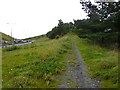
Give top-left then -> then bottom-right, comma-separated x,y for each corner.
3,46 -> 21,51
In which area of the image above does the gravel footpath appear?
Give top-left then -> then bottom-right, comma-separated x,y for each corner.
58,41 -> 101,88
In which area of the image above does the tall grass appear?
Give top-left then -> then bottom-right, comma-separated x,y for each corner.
2,34 -> 118,88
3,46 -> 21,51
73,35 -> 118,88
2,36 -> 72,88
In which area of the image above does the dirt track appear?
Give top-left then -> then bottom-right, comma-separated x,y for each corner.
58,41 -> 101,88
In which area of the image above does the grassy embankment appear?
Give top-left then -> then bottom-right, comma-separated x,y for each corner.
2,36 -> 72,88
72,35 -> 118,88
2,34 -> 118,88
0,32 -> 14,43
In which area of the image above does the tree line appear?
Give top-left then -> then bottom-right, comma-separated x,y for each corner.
46,0 -> 119,49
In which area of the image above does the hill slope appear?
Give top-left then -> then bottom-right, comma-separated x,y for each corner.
0,32 -> 14,42
23,34 -> 46,40
2,34 -> 118,88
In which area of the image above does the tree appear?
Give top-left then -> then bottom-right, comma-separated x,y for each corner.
46,20 -> 76,39
78,0 -> 119,48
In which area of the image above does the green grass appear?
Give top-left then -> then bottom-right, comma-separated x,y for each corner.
3,46 -> 21,51
23,34 -> 46,40
0,32 -> 14,42
2,35 -> 72,88
72,35 -> 118,88
2,34 -> 118,88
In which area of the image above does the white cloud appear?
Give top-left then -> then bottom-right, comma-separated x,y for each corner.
0,0 -> 87,39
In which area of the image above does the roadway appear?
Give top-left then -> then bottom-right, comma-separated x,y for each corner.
0,40 -> 35,49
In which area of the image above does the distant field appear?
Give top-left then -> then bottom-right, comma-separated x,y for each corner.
2,34 -> 118,88
23,34 -> 46,40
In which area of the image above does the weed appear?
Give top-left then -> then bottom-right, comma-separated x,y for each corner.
68,61 -> 77,65
71,56 -> 78,60
2,35 -> 72,88
3,46 -> 21,51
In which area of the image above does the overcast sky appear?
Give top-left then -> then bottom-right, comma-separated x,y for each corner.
0,0 -> 88,39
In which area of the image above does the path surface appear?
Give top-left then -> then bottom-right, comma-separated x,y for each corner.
58,41 -> 101,88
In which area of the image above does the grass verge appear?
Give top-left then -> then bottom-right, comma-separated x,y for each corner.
72,35 -> 118,88
2,36 -> 72,88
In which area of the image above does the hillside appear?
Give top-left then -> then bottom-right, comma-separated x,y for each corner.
1,0 -> 119,88
23,34 -> 46,40
0,32 -> 14,42
2,34 -> 118,88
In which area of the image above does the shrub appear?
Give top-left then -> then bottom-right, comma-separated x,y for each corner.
3,46 -> 21,51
